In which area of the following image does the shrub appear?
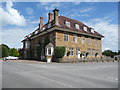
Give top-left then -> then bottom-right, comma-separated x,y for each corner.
55,46 -> 66,58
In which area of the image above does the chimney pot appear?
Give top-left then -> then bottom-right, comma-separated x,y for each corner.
39,17 -> 43,29
48,13 -> 53,23
53,8 -> 59,25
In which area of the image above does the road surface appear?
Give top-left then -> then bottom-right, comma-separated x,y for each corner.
2,60 -> 118,88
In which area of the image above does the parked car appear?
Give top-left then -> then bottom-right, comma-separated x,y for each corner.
4,56 -> 19,60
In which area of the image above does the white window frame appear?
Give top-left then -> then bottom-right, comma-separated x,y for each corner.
41,27 -> 45,31
76,48 -> 80,56
69,48 -> 74,56
46,47 -> 53,56
91,28 -> 94,33
75,24 -> 79,29
84,26 -> 87,32
65,21 -> 70,27
64,33 -> 69,42
73,34 -> 77,43
34,30 -> 38,34
82,36 -> 85,44
25,41 -> 30,49
88,37 -> 91,45
94,38 -> 98,46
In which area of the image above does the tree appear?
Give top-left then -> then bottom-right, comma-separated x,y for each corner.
0,44 -> 10,57
55,46 -> 66,58
102,50 -> 117,58
9,48 -> 19,57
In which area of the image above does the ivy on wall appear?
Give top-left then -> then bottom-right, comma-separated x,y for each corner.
36,35 -> 50,60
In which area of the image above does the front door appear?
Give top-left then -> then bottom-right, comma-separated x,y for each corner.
78,51 -> 80,59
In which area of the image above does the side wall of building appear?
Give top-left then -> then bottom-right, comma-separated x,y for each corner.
30,31 -> 56,60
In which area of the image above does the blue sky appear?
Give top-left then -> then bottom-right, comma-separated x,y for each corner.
0,1 -> 118,52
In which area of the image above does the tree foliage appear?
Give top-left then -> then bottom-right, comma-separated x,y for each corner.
0,44 -> 9,57
102,50 -> 118,58
0,44 -> 19,57
55,46 -> 66,58
9,48 -> 19,57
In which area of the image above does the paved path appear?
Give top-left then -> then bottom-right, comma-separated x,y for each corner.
2,61 -> 118,88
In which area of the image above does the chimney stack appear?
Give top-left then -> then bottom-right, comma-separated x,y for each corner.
48,13 -> 53,23
53,8 -> 59,25
39,17 -> 43,29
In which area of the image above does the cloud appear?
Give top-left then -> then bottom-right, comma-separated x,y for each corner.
0,1 -> 26,26
31,20 -> 39,24
37,2 -> 60,11
70,14 -> 90,17
2,27 -> 35,48
26,7 -> 34,15
79,8 -> 93,13
85,17 -> 118,51
74,2 -> 80,5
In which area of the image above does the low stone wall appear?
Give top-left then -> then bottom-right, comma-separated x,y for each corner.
56,57 -> 119,63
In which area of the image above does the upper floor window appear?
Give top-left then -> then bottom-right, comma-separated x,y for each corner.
88,37 -> 91,45
84,26 -> 87,32
64,33 -> 69,42
25,41 -> 30,49
75,24 -> 79,29
50,34 -> 52,42
65,21 -> 70,27
94,38 -> 98,46
82,36 -> 85,44
73,34 -> 77,43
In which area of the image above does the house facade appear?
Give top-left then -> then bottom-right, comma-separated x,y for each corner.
22,9 -> 104,62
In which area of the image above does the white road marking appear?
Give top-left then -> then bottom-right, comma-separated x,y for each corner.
107,77 -> 118,81
37,75 -> 73,88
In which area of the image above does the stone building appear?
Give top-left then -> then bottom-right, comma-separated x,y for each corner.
22,8 -> 104,62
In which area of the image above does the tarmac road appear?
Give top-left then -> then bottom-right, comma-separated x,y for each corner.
2,60 -> 118,88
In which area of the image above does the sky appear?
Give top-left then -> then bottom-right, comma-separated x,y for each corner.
0,1 -> 118,52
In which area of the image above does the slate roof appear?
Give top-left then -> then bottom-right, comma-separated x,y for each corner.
22,15 -> 104,41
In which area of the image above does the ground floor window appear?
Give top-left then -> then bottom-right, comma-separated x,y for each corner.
76,48 -> 80,55
48,48 -> 51,55
46,47 -> 53,56
69,48 -> 74,56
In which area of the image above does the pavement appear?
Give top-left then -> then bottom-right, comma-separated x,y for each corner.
2,60 -> 118,88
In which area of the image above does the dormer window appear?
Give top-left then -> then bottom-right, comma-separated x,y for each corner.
34,30 -> 38,34
84,26 -> 87,31
91,28 -> 94,33
28,34 -> 31,37
75,24 -> 79,29
41,27 -> 45,31
65,21 -> 70,27
48,23 -> 51,28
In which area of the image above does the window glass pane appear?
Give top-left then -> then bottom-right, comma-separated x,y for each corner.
65,21 -> 70,27
75,24 -> 79,29
48,48 -> 51,55
64,33 -> 68,41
